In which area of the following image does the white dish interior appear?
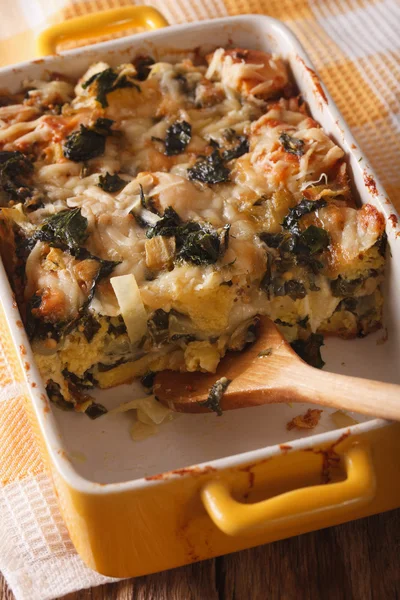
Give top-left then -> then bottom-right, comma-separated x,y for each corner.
1,16 -> 399,486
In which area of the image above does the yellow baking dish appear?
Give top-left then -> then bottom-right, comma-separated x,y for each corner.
0,8 -> 399,578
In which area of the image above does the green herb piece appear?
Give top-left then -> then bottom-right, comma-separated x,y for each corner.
259,232 -> 284,248
62,369 -> 95,389
291,334 -> 325,369
178,225 -> 221,265
36,208 -> 88,254
282,199 -> 327,235
98,172 -> 126,193
188,149 -> 230,184
82,67 -> 139,108
97,358 -> 129,372
198,377 -> 231,416
46,380 -> 73,411
164,121 -> 192,156
299,225 -> 330,254
79,313 -> 101,342
146,207 -> 228,265
279,132 -> 305,156
298,315 -> 309,329
63,118 -> 114,162
25,292 -> 68,342
258,348 -> 273,357
330,276 -> 363,297
138,183 -> 157,213
141,371 -> 156,389
147,309 -> 170,344
85,402 -> 108,419
85,256 -> 120,305
91,118 -> 115,136
146,206 -> 181,238
108,317 -> 127,337
275,319 -> 293,327
336,297 -> 358,313
222,135 -> 249,162
285,280 -> 307,300
0,150 -> 33,200
133,56 -> 155,81
376,232 -> 387,257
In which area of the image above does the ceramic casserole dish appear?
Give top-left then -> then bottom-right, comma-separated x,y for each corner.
1,9 -> 400,577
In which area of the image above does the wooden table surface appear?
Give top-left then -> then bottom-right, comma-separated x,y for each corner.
1,509 -> 399,599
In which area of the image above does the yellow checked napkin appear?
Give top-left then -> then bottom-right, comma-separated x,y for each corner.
0,1 -> 399,598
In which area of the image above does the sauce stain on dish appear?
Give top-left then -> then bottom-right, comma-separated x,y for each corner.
363,171 -> 378,195
296,55 -> 328,104
145,464 -> 217,481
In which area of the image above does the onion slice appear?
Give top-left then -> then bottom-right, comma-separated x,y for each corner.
111,273 -> 148,345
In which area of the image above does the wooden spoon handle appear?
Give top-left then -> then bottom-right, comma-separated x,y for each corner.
278,362 -> 400,421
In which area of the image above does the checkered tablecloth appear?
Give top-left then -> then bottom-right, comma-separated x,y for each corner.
0,1 -> 399,599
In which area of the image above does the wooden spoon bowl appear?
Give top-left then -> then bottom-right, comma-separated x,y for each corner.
154,316 -> 400,420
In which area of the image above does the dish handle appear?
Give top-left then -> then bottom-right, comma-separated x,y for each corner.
201,443 -> 376,536
36,6 -> 168,56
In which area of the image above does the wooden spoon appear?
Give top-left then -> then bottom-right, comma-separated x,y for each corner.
154,316 -> 400,420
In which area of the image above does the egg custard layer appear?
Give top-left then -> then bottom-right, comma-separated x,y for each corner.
0,48 -> 386,416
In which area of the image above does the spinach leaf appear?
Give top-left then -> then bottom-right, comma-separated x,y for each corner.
25,291 -> 79,343
285,280 -> 307,300
275,318 -> 293,327
330,275 -> 363,297
298,225 -> 330,254
108,317 -> 127,337
78,313 -> 101,342
178,225 -> 221,265
198,377 -> 231,416
260,225 -> 329,300
148,309 -> 170,344
62,368 -> 95,389
85,402 -> 108,419
261,272 -> 306,301
35,208 -> 88,254
188,149 -> 230,184
63,118 -> 114,162
291,334 -> 325,369
0,151 -> 33,201
97,358 -> 129,372
82,68 -> 139,108
137,183 -> 158,214
146,207 -> 228,265
376,231 -> 387,257
98,172 -> 126,193
164,121 -> 192,156
141,371 -> 156,389
259,232 -> 284,248
222,135 -> 249,162
91,118 -> 115,136
46,380 -> 73,411
84,256 -> 120,306
146,206 -> 181,238
279,132 -> 305,156
282,199 -> 327,235
133,56 -> 155,81
298,315 -> 309,329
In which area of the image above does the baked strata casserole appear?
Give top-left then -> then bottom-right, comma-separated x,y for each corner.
0,48 -> 386,417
